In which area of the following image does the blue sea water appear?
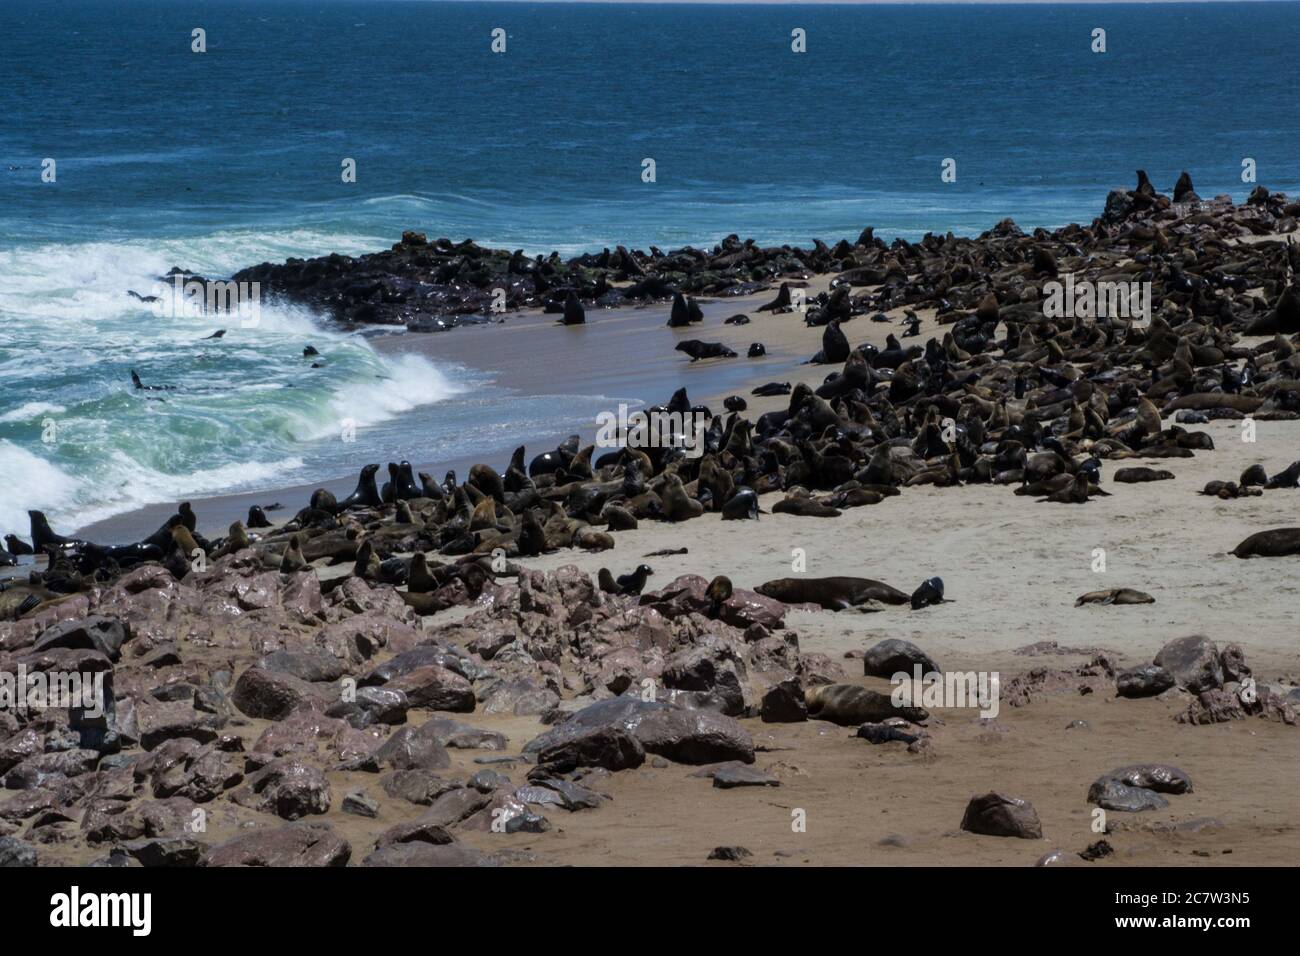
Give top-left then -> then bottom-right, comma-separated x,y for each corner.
2,0 -> 1298,535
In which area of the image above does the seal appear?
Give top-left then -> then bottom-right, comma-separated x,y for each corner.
338,463 -> 383,510
756,282 -> 793,313
676,340 -> 736,361
805,684 -> 928,725
747,343 -> 766,358
247,505 -> 273,529
723,396 -> 747,413
1231,527 -> 1300,558
1113,467 -> 1175,483
704,574 -> 733,616
28,510 -> 85,553
3,534 -> 33,556
754,575 -> 911,610
660,474 -> 704,522
1075,588 -> 1155,606
667,292 -> 703,327
720,488 -> 760,520
909,576 -> 946,609
615,564 -> 653,595
560,289 -> 586,325
279,534 -> 308,572
0,546 -> 16,566
595,568 -> 619,595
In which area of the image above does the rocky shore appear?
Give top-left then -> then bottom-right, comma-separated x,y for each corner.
2,172 -> 1300,867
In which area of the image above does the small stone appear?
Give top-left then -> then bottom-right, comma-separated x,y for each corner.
707,845 -> 751,861
342,789 -> 379,818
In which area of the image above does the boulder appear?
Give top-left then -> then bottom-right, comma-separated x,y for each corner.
201,823 -> 350,867
960,792 -> 1042,839
1153,635 -> 1222,694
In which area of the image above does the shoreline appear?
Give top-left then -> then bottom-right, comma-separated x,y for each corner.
6,180 -> 1300,867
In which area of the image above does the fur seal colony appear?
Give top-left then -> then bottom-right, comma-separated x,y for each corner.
3,175 -> 1299,867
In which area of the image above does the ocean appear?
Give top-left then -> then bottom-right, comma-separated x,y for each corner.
2,0 -> 1298,538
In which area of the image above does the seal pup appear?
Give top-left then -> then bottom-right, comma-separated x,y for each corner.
909,576 -> 946,610
0,546 -> 16,566
3,534 -> 33,556
597,568 -> 620,594
705,574 -> 733,617
247,505 -> 273,529
755,576 -> 911,610
278,534 -> 308,573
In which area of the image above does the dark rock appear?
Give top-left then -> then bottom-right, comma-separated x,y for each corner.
862,638 -> 939,678
707,845 -> 752,861
1087,778 -> 1169,812
1153,635 -> 1222,694
342,789 -> 379,818
201,822 -> 350,867
0,835 -> 36,867
960,792 -> 1043,838
33,616 -> 130,662
711,763 -> 780,789
760,678 -> 807,723
1116,664 -> 1175,699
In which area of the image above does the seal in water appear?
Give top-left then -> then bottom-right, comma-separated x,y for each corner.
3,534 -> 33,556
338,463 -> 383,510
675,340 -> 736,362
1231,527 -> 1300,558
754,575 -> 911,610
130,370 -> 174,391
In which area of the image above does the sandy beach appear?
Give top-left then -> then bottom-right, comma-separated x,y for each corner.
6,180 -> 1300,870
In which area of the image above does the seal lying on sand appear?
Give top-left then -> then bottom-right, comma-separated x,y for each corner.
755,576 -> 912,610
805,683 -> 928,725
1231,527 -> 1300,558
1075,587 -> 1155,606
